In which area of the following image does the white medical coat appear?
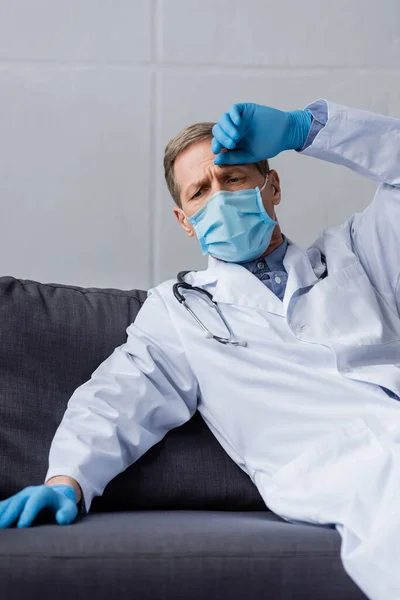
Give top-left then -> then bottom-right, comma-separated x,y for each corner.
45,99 -> 400,600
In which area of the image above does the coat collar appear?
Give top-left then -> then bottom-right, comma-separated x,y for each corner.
187,235 -> 329,317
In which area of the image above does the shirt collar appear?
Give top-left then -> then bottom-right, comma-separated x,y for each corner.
240,234 -> 288,272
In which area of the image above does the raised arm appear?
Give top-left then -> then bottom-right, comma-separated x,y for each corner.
300,98 -> 400,187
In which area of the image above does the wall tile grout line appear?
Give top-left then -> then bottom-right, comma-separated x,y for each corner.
147,0 -> 158,289
0,59 -> 399,73
151,0 -> 164,288
0,60 -> 399,74
148,68 -> 157,290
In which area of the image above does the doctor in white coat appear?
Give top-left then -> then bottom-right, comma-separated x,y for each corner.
1,97 -> 399,600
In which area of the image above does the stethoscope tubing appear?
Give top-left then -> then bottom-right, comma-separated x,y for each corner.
173,271 -> 247,346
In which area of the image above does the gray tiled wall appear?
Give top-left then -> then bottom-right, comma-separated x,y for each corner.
0,0 -> 399,291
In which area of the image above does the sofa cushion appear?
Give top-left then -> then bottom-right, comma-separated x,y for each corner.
0,276 -> 266,511
0,510 -> 367,599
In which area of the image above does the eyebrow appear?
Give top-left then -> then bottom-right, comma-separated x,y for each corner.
185,165 -> 249,199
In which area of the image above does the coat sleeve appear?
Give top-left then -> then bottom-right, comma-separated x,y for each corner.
44,285 -> 199,514
300,98 -> 400,317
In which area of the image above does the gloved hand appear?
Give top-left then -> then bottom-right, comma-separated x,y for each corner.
212,103 -> 313,165
0,484 -> 78,528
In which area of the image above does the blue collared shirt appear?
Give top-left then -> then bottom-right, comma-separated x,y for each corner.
241,234 -> 289,302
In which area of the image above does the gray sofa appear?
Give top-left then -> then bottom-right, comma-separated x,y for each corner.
0,275 -> 367,599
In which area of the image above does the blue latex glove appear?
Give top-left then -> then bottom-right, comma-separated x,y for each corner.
212,103 -> 313,165
0,484 -> 78,528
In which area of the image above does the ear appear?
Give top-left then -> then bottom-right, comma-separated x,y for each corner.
173,206 -> 195,237
268,169 -> 281,203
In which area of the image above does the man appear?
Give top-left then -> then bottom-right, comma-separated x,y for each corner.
1,99 -> 400,600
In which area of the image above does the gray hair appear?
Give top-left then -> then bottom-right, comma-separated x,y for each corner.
164,122 -> 270,209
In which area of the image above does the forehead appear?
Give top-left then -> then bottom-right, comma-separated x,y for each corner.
174,138 -> 257,192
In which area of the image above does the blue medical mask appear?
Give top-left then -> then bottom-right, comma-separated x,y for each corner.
186,176 -> 278,263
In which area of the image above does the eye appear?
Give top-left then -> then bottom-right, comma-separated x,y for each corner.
191,188 -> 204,200
228,177 -> 243,183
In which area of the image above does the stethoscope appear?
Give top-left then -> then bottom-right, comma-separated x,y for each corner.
173,270 -> 248,347
172,256 -> 328,348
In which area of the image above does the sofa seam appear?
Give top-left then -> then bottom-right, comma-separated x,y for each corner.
0,552 -> 339,560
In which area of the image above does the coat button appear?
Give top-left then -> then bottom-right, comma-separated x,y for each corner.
257,261 -> 265,270
275,276 -> 281,284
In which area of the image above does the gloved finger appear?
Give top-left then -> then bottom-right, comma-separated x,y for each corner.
212,123 -> 236,150
214,149 -> 255,166
0,493 -> 28,528
55,498 -> 78,526
56,501 -> 78,525
228,103 -> 242,127
16,486 -> 60,528
16,490 -> 48,528
217,113 -> 240,143
211,137 -> 223,155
